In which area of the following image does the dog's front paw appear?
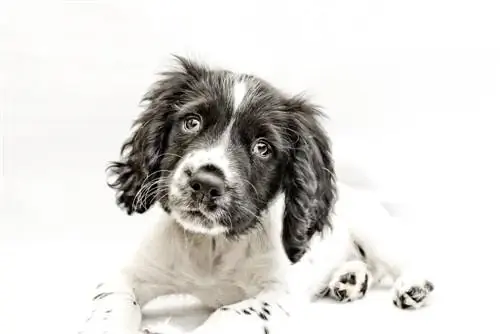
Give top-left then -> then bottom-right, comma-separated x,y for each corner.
143,330 -> 161,334
322,260 -> 372,303
393,277 -> 434,310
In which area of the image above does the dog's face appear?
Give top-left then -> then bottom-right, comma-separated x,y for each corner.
108,56 -> 337,262
162,78 -> 289,236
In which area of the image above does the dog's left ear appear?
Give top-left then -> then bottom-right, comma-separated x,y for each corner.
106,55 -> 207,215
282,96 -> 337,263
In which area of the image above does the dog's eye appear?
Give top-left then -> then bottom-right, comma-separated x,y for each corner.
252,139 -> 272,158
183,115 -> 202,133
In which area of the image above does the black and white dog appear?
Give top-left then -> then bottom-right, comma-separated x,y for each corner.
81,56 -> 434,334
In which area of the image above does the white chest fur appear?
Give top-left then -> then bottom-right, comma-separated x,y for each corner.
172,228 -> 285,308
125,195 -> 290,309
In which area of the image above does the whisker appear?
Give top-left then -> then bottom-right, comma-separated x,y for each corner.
132,169 -> 173,208
238,204 -> 260,221
155,185 -> 174,205
156,152 -> 183,160
133,177 -> 163,208
241,179 -> 258,196
133,176 -> 171,210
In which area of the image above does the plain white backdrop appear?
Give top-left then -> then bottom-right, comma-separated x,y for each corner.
1,0 -> 499,333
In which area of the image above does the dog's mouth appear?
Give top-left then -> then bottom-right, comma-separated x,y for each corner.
171,205 -> 228,235
170,195 -> 223,216
167,189 -> 228,230
182,208 -> 206,219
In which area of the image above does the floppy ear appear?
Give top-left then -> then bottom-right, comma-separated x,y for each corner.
282,97 -> 337,263
106,56 -> 206,214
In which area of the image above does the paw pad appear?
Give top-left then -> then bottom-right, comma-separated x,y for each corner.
393,279 -> 434,310
324,261 -> 372,303
331,272 -> 369,302
339,272 -> 357,285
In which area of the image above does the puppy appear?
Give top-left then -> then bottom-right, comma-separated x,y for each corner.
80,56 -> 434,334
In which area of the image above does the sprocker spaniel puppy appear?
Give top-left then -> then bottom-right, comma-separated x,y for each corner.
80,56 -> 434,334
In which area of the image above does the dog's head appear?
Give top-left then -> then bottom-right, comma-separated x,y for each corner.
107,56 -> 336,262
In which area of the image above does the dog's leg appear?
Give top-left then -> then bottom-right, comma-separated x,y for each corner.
340,189 -> 435,310
79,273 -> 143,334
79,219 -> 182,334
79,265 -> 180,334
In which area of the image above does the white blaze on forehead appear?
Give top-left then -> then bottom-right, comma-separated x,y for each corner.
173,80 -> 245,185
233,80 -> 248,112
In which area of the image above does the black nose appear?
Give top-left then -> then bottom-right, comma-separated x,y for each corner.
189,169 -> 225,200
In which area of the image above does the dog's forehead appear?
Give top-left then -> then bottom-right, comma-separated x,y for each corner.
234,78 -> 284,115
197,71 -> 285,117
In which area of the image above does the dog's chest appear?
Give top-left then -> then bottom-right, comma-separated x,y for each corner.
169,234 -> 282,308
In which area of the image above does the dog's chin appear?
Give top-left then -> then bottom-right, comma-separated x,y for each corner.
170,208 -> 228,236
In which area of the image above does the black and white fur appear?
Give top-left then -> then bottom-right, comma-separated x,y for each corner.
80,56 -> 434,334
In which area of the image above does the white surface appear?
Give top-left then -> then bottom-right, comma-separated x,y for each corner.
1,0 -> 499,333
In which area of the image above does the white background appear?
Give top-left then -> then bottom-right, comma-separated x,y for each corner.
1,0 -> 499,333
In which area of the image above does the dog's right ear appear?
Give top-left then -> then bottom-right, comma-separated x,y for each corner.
106,56 -> 206,214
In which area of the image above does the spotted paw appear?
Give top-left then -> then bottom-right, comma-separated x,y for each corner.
393,278 -> 434,310
322,260 -> 372,303
219,299 -> 278,321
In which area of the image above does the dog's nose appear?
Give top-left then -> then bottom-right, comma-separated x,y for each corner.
189,169 -> 225,200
